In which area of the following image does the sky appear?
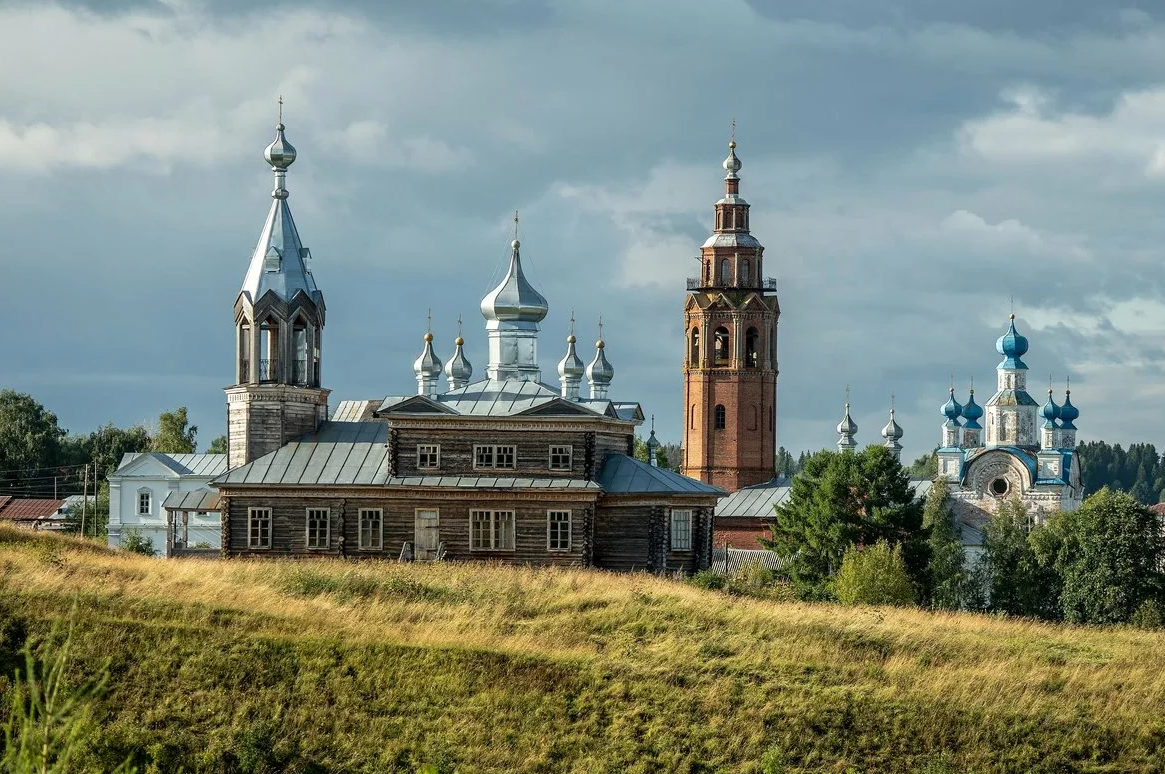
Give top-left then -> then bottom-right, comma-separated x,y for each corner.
3,0 -> 1165,463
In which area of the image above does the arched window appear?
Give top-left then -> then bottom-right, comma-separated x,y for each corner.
749,406 -> 757,431
741,259 -> 750,285
720,259 -> 730,285
713,326 -> 730,364
258,315 -> 279,383
745,327 -> 759,368
689,404 -> 696,429
291,314 -> 310,386
690,327 -> 700,365
714,404 -> 726,430
238,322 -> 252,384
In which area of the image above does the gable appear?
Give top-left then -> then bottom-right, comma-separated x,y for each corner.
111,453 -> 183,479
517,399 -> 599,417
378,396 -> 457,415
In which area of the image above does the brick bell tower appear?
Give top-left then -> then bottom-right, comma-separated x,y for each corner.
681,134 -> 779,491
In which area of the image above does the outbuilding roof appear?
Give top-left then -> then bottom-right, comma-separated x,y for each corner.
0,498 -> 64,522
597,455 -> 724,496
163,490 -> 223,512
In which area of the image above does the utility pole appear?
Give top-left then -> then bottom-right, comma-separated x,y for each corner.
81,464 -> 88,538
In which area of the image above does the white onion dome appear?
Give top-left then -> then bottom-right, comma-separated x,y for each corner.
586,339 -> 614,385
557,334 -> 585,379
480,239 -> 549,324
445,335 -> 472,382
413,332 -> 443,377
723,139 -> 742,179
881,408 -> 904,441
836,403 -> 858,435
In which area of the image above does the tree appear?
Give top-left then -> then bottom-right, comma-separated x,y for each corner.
833,541 -> 916,606
1033,488 -> 1164,625
923,477 -> 965,610
1076,441 -> 1165,504
0,390 -> 67,490
763,446 -> 925,598
980,500 -> 1058,618
88,423 -> 153,477
207,435 -> 228,455
909,450 -> 938,479
150,407 -> 197,454
632,435 -> 669,469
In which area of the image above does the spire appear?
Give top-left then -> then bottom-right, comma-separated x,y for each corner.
586,317 -> 614,400
837,388 -> 858,452
881,397 -> 904,462
414,316 -> 442,397
557,311 -> 585,400
481,211 -> 549,381
445,315 -> 473,390
646,415 -> 662,467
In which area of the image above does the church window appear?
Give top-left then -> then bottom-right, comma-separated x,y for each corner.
742,259 -> 750,285
990,478 -> 1009,498
713,327 -> 730,364
548,445 -> 573,471
714,404 -> 726,430
137,489 -> 152,516
417,444 -> 440,469
689,404 -> 696,429
547,510 -> 572,551
749,406 -> 757,431
358,509 -> 383,550
690,328 -> 700,365
470,509 -> 515,550
720,259 -> 731,285
247,507 -> 271,549
305,508 -> 330,549
258,315 -> 279,383
745,327 -> 759,368
670,509 -> 692,551
474,445 -> 516,469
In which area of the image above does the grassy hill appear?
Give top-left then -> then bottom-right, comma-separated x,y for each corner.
2,526 -> 1165,774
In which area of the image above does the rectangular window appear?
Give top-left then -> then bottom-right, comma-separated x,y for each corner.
548,445 -> 573,471
473,445 -> 517,470
670,509 -> 692,551
358,508 -> 383,550
137,491 -> 151,516
469,509 -> 516,550
416,444 -> 440,470
547,510 -> 572,551
248,507 -> 272,549
305,508 -> 330,549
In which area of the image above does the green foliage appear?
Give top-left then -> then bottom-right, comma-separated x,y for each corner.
120,528 -> 155,556
910,450 -> 939,479
1034,488 -> 1165,625
923,478 -> 965,610
686,570 -> 725,591
981,500 -> 1059,618
150,407 -> 197,454
206,434 -> 228,455
0,390 -> 67,491
764,446 -> 925,597
631,435 -> 670,469
1076,441 -> 1165,504
1130,599 -> 1164,630
1,617 -> 134,774
87,423 -> 153,478
833,541 -> 916,606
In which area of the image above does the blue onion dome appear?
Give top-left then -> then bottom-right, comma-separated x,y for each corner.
413,332 -> 443,377
962,389 -> 984,428
837,403 -> 857,435
1040,389 -> 1061,424
444,335 -> 472,382
481,238 -> 549,324
586,338 -> 614,385
1059,389 -> 1079,429
996,313 -> 1030,369
881,408 -> 903,441
557,334 -> 585,380
264,121 -> 297,170
941,387 -> 963,422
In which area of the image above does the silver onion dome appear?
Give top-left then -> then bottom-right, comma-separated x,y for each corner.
881,408 -> 904,441
264,123 -> 297,170
445,335 -> 473,384
586,338 -> 614,385
836,404 -> 857,436
413,332 -> 443,377
480,239 -> 549,324
557,334 -> 585,380
723,139 -> 742,179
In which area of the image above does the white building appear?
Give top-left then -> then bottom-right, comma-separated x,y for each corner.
108,453 -> 228,556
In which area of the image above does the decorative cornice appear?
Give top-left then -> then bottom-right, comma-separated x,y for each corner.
225,385 -> 330,404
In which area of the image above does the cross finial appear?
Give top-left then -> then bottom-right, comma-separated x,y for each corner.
1010,294 -> 1015,317
970,375 -> 974,392
844,384 -> 850,405
426,307 -> 432,334
569,308 -> 576,336
513,210 -> 519,239
730,118 -> 736,143
651,414 -> 656,433
891,393 -> 896,411
457,314 -> 463,337
598,315 -> 604,340
1066,374 -> 1071,393
278,94 -> 283,124
950,372 -> 955,391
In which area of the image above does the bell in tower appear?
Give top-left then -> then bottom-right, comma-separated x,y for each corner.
681,129 -> 780,491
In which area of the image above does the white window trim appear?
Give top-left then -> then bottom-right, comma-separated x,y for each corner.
546,509 -> 572,552
358,508 -> 383,550
670,508 -> 693,552
469,509 -> 516,551
137,488 -> 152,516
473,444 -> 517,470
416,444 -> 441,470
248,507 -> 272,549
305,507 -> 331,550
548,445 -> 573,472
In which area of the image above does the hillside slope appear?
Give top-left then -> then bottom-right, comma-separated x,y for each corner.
2,526 -> 1164,773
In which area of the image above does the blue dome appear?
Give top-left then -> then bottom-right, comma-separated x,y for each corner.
941,388 -> 963,422
1040,390 -> 1061,425
1059,390 -> 1079,429
996,314 -> 1029,369
962,389 -> 983,428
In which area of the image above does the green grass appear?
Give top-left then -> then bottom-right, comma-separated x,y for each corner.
2,525 -> 1165,773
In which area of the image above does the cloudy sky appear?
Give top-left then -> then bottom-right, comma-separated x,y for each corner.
4,0 -> 1165,463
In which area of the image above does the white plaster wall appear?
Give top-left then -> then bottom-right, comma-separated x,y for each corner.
107,461 -> 222,557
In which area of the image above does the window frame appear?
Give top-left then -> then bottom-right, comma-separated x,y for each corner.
670,508 -> 693,551
548,445 -> 573,472
473,444 -> 517,470
416,443 -> 441,470
137,488 -> 152,516
714,404 -> 727,430
469,509 -> 516,551
247,507 -> 272,549
305,507 -> 330,550
547,510 -> 572,552
358,507 -> 383,550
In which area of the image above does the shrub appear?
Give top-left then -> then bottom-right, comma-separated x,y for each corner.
1130,599 -> 1164,630
120,529 -> 154,556
686,570 -> 725,591
833,541 -> 915,606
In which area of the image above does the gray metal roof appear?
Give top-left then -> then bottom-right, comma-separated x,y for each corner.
597,455 -> 724,496
332,399 -> 380,422
378,379 -> 640,422
702,232 -> 761,249
715,477 -> 791,519
113,452 -> 228,478
163,490 -> 222,511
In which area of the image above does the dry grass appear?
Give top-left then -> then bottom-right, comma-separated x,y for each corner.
2,525 -> 1164,773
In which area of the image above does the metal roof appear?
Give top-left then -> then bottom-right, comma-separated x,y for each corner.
378,379 -> 640,422
113,452 -> 228,478
597,455 -> 724,496
332,399 -> 380,422
0,498 -> 64,521
702,232 -> 761,249
715,478 -> 790,519
163,490 -> 222,512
